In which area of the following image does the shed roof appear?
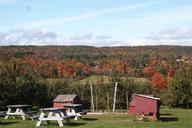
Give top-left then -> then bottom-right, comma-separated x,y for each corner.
135,94 -> 160,100
53,94 -> 78,102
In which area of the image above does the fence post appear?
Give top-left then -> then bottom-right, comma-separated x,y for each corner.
112,82 -> 118,113
126,91 -> 129,110
107,91 -> 109,111
90,82 -> 94,112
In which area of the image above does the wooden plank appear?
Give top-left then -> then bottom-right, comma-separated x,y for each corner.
112,82 -> 118,113
126,91 -> 129,110
90,82 -> 95,112
39,118 -> 63,121
6,113 -> 25,116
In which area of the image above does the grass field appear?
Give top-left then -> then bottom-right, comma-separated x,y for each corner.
0,107 -> 192,128
73,75 -> 148,84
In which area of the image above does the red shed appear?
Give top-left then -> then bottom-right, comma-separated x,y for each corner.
129,94 -> 160,119
53,94 -> 82,108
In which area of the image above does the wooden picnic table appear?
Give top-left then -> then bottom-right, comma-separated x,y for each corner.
35,107 -> 74,127
4,104 -> 33,120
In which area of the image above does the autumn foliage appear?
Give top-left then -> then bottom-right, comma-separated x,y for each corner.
168,69 -> 176,77
150,72 -> 167,89
144,66 -> 169,90
143,66 -> 155,75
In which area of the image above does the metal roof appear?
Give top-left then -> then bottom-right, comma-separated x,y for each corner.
53,94 -> 78,102
135,94 -> 160,100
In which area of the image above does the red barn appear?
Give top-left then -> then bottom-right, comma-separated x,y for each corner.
53,94 -> 82,108
129,94 -> 160,119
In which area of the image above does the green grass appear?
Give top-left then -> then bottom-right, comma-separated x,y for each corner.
1,108 -> 192,128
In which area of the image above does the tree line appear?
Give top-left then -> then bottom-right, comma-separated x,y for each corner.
1,65 -> 192,110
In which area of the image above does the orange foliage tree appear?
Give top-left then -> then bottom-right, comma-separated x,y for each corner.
143,66 -> 155,76
167,69 -> 176,77
150,72 -> 167,90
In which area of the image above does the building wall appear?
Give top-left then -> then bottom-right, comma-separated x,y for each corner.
53,101 -> 72,108
128,95 -> 160,118
53,96 -> 82,108
135,96 -> 157,114
129,106 -> 136,114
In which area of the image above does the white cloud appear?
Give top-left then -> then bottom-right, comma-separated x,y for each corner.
147,27 -> 192,40
131,27 -> 192,46
61,39 -> 126,47
0,27 -> 126,46
23,1 -> 159,28
96,35 -> 112,40
131,39 -> 192,46
0,29 -> 58,45
65,34 -> 116,46
69,34 -> 93,40
0,28 -> 117,46
1,27 -> 192,46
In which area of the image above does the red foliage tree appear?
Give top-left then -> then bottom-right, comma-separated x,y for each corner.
143,66 -> 155,76
168,69 -> 176,77
150,72 -> 167,89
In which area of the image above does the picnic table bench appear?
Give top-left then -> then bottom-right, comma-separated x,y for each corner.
4,105 -> 35,120
0,111 -> 6,117
35,107 -> 75,127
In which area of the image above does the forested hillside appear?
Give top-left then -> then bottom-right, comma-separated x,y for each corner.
0,45 -> 191,78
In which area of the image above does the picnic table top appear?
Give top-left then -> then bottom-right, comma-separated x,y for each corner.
7,105 -> 32,108
63,104 -> 82,107
0,111 -> 5,114
39,107 -> 66,112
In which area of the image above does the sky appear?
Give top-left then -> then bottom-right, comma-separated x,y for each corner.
0,0 -> 192,46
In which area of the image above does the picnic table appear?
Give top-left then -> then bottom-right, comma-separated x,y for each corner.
4,105 -> 33,120
63,104 -> 87,120
35,107 -> 75,127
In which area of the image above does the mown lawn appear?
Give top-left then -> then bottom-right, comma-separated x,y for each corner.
0,108 -> 192,128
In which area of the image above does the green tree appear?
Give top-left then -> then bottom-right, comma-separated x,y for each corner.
162,67 -> 192,108
16,73 -> 49,107
0,69 -> 16,109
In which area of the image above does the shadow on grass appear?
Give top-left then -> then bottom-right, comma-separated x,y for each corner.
160,117 -> 178,122
82,117 -> 98,121
160,113 -> 172,116
0,121 -> 19,125
66,122 -> 86,126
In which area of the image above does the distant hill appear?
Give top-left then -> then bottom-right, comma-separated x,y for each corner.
0,45 -> 191,78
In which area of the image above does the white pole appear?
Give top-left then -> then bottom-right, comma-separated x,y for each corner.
90,82 -> 94,112
112,82 -> 118,113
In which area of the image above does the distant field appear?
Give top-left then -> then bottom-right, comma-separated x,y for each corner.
46,75 -> 148,85
1,107 -> 192,128
73,75 -> 148,85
